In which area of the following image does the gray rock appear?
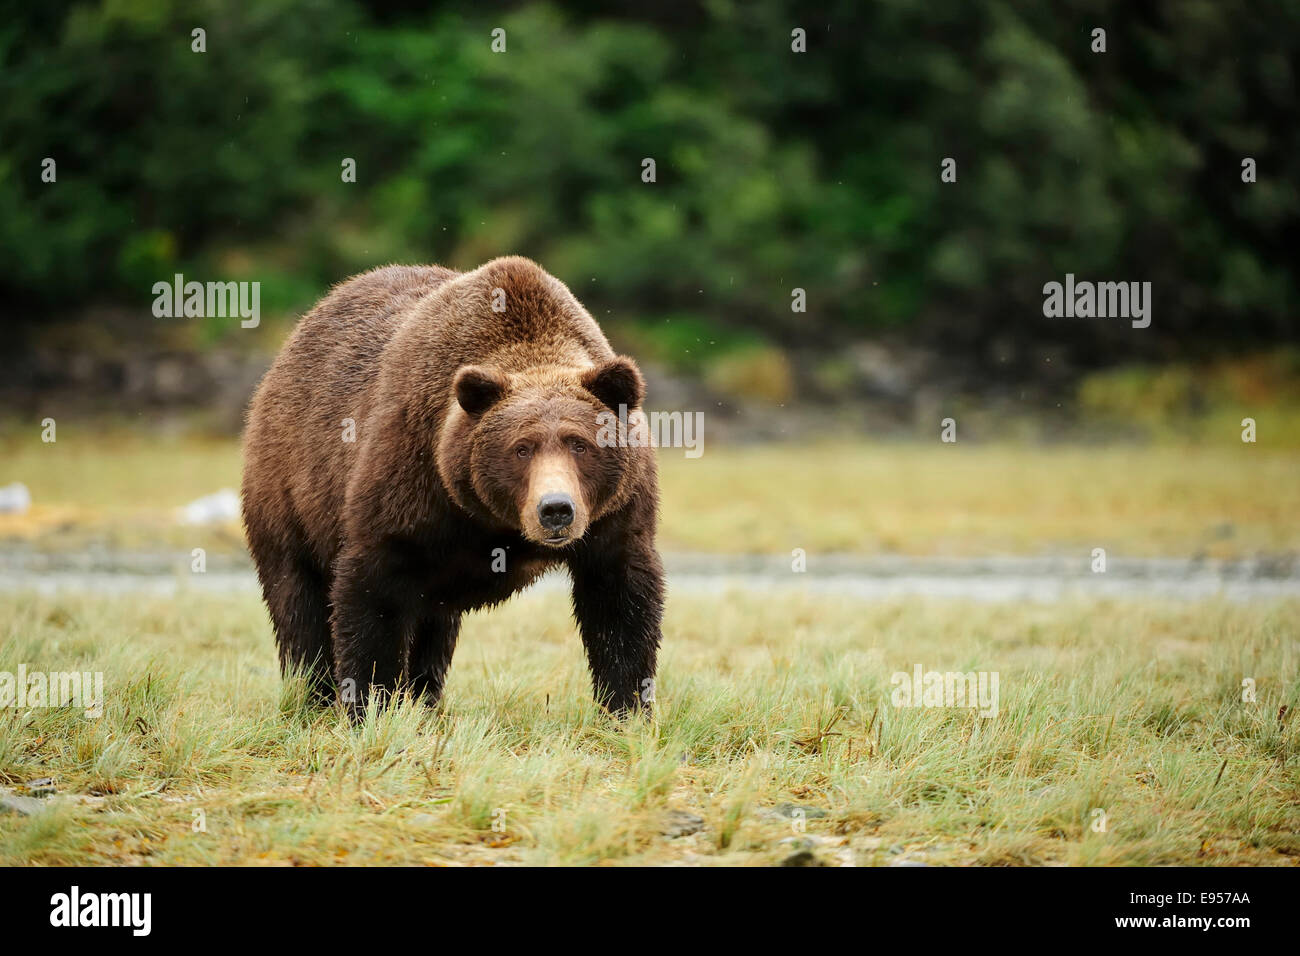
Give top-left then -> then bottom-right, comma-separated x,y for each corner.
661,810 -> 705,838
23,778 -> 57,797
772,802 -> 829,819
0,794 -> 48,816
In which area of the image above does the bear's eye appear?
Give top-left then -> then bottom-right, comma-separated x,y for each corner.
515,444 -> 532,459
570,440 -> 587,455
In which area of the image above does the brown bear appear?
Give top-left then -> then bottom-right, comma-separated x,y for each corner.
241,257 -> 663,717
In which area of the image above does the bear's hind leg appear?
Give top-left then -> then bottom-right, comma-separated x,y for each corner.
257,549 -> 336,706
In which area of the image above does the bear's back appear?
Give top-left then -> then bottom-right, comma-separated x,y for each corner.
242,265 -> 457,565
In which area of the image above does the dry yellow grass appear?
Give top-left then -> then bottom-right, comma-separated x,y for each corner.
0,431 -> 1295,556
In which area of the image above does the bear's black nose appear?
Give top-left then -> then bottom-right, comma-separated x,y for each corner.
538,493 -> 575,532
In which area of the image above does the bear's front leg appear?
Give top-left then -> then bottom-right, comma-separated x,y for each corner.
569,537 -> 664,716
330,544 -> 417,718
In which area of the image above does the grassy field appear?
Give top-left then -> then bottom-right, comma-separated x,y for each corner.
1,430 -> 1297,556
2,589 -> 1297,866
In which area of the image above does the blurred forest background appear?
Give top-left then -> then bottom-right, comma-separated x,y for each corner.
1,0 -> 1298,442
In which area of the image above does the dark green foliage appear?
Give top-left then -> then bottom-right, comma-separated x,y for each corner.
1,1 -> 1295,370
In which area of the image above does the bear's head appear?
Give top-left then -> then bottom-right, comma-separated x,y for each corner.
436,356 -> 647,547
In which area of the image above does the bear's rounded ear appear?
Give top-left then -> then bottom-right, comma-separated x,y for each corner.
580,356 -> 645,412
454,365 -> 509,416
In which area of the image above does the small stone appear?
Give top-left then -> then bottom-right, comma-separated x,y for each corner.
780,850 -> 825,867
772,802 -> 829,819
23,778 -> 57,797
661,810 -> 705,838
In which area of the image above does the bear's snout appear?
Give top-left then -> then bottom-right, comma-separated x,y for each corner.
538,493 -> 575,533
522,447 -> 589,545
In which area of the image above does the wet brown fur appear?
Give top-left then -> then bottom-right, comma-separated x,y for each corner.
242,257 -> 663,715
